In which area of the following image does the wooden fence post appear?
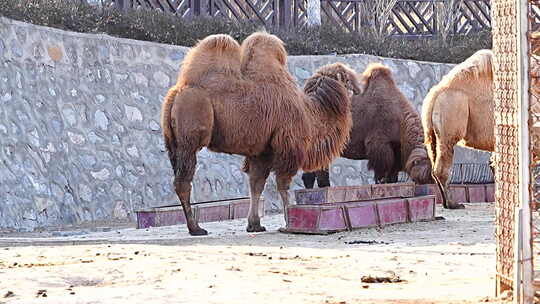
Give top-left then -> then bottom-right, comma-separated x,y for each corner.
280,0 -> 292,28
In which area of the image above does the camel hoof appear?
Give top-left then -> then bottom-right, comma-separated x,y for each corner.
448,203 -> 466,210
189,227 -> 208,236
246,224 -> 266,233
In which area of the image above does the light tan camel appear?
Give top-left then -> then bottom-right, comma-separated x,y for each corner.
422,49 -> 493,209
161,32 -> 360,235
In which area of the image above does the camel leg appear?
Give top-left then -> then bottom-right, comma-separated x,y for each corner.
302,168 -> 331,188
244,156 -> 271,233
433,144 -> 464,209
315,167 -> 331,188
365,136 -> 395,184
276,174 -> 294,223
301,172 -> 317,189
167,88 -> 214,235
430,90 -> 468,209
173,150 -> 208,236
384,171 -> 399,184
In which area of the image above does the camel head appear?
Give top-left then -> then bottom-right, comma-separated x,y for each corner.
240,32 -> 288,71
405,147 -> 435,184
312,62 -> 362,96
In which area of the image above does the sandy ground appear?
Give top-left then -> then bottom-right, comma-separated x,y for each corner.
0,203 -> 509,304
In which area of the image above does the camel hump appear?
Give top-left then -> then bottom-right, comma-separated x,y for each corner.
362,63 -> 392,79
360,63 -> 395,92
196,34 -> 241,54
177,34 -> 242,86
240,32 -> 288,68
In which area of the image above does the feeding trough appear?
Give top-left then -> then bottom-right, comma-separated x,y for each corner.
414,183 -> 495,204
281,182 -> 437,234
135,197 -> 263,229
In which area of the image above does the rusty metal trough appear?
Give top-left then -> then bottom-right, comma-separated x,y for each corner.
281,182 -> 437,234
414,183 -> 495,204
135,182 -> 494,232
135,197 -> 261,229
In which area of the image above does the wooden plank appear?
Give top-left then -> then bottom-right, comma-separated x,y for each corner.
159,0 -> 178,12
388,18 -> 407,35
391,6 -> 415,34
216,0 -> 244,20
470,0 -> 490,24
326,0 -> 355,32
462,0 -> 489,29
405,1 -> 434,33
321,3 -> 344,30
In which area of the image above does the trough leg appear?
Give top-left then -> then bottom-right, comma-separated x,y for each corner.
245,156 -> 271,233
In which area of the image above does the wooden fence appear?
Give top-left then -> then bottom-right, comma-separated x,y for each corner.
110,0 -> 504,37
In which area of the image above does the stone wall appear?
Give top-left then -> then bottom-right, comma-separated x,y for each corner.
0,17 -> 490,230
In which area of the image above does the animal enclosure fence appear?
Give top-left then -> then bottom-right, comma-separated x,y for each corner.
493,0 -> 540,302
110,0 -> 498,37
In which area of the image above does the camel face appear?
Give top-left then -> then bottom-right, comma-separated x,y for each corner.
316,63 -> 362,96
406,149 -> 435,185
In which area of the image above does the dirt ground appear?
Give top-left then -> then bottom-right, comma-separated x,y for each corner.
0,202 -> 510,304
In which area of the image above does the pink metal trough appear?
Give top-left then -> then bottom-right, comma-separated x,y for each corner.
413,183 -> 495,204
294,182 -> 416,205
281,182 -> 437,234
282,195 -> 436,234
135,197 -> 262,229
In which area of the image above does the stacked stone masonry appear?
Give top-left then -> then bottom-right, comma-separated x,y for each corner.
0,17 -> 490,230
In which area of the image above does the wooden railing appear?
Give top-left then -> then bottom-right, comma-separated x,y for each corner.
109,0 -> 508,37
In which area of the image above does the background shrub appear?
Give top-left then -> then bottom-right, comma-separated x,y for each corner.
0,0 -> 492,63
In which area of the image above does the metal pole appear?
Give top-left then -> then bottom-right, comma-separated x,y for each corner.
514,208 -> 523,303
517,0 -> 533,302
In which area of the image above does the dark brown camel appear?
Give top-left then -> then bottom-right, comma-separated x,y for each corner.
302,63 -> 434,188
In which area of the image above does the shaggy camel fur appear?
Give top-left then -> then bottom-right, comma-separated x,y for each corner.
302,63 -> 434,188
161,32 -> 360,235
423,49 -> 494,209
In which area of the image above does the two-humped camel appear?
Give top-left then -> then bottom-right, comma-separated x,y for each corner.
161,32 -> 360,235
302,63 -> 434,188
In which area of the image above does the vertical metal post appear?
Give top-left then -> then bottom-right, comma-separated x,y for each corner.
433,0 -> 438,36
279,0 -> 291,28
517,0 -> 533,302
116,0 -> 125,9
194,0 -> 201,16
514,208 -> 523,303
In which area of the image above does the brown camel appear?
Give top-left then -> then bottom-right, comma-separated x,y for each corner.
423,49 -> 494,209
161,32 -> 361,235
302,63 -> 434,188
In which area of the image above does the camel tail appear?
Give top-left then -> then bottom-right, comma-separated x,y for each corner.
161,86 -> 179,172
422,89 -> 438,167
